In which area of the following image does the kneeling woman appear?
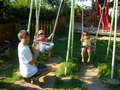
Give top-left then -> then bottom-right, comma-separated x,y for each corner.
18,30 -> 51,83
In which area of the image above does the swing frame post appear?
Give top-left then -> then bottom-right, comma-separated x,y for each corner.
70,0 -> 75,58
106,0 -> 115,60
65,0 -> 74,75
35,0 -> 39,37
35,0 -> 41,37
27,0 -> 34,32
111,0 -> 118,79
36,0 -> 41,36
82,8 -> 84,32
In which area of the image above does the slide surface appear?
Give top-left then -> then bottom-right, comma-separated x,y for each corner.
100,3 -> 110,31
101,12 -> 110,30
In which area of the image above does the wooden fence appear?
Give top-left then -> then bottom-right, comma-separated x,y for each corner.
0,16 -> 67,42
17,16 -> 67,36
0,23 -> 16,42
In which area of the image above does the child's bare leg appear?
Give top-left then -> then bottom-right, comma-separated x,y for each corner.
81,48 -> 86,63
87,49 -> 91,63
48,49 -> 52,57
46,43 -> 54,56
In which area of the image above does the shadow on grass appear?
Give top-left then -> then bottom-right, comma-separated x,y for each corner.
0,48 -> 21,82
0,81 -> 25,90
54,77 -> 86,90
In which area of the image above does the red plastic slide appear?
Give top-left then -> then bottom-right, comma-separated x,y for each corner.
99,3 -> 110,31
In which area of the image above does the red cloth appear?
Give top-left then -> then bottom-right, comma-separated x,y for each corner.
36,37 -> 48,45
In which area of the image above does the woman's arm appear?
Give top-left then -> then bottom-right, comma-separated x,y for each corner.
33,37 -> 39,43
29,55 -> 37,65
29,46 -> 39,65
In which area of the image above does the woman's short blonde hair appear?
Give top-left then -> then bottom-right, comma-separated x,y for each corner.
18,30 -> 30,40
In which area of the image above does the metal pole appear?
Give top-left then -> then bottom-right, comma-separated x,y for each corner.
106,0 -> 115,60
65,0 -> 73,75
27,0 -> 34,32
71,0 -> 75,58
82,8 -> 84,32
111,0 -> 118,79
35,0 -> 39,37
35,0 -> 41,37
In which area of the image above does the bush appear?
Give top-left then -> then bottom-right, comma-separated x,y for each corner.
2,0 -> 66,21
98,63 -> 111,80
56,61 -> 80,77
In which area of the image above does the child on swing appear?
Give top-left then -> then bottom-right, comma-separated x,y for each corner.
34,30 -> 54,56
81,31 -> 95,63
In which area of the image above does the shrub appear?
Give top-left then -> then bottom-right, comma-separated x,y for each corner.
98,63 -> 111,80
56,61 -> 79,77
3,0 -> 63,21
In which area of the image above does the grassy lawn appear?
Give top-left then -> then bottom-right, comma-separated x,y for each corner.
0,49 -> 25,90
54,77 -> 86,90
0,28 -> 120,90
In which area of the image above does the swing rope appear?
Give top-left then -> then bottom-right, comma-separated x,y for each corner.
95,0 -> 106,38
94,0 -> 107,51
27,0 -> 34,32
51,0 -> 64,42
106,0 -> 116,60
111,0 -> 118,79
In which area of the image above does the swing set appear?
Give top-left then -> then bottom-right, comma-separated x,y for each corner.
65,0 -> 119,82
25,0 -> 119,82
27,0 -> 64,56
22,0 -> 64,82
27,0 -> 63,39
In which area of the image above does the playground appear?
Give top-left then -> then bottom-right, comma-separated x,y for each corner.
0,0 -> 120,90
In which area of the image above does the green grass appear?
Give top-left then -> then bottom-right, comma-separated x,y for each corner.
53,30 -> 120,88
0,48 -> 25,90
56,61 -> 80,77
0,56 -> 9,66
54,77 -> 86,90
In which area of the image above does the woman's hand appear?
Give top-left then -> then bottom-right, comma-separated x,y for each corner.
33,37 -> 36,43
32,45 -> 39,56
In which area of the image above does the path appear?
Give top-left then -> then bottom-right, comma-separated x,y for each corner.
79,64 -> 111,90
14,57 -> 62,90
